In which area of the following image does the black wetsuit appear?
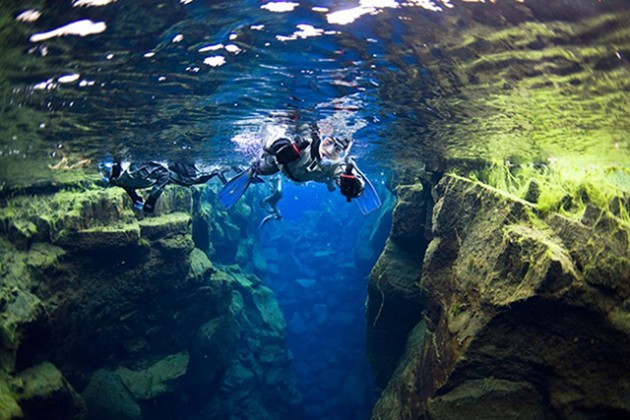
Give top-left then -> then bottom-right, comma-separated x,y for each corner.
109,162 -> 226,212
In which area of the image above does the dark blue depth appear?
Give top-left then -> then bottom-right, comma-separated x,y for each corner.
253,181 -> 392,419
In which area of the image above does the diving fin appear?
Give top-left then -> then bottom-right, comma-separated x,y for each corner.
218,168 -> 259,209
352,164 -> 382,215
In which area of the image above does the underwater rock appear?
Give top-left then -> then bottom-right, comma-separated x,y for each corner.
288,313 -> 307,335
0,373 -> 22,419
295,278 -> 316,288
251,286 -> 286,333
390,183 -> 431,246
54,223 -> 141,250
366,181 -> 431,388
0,288 -> 47,372
427,378 -> 545,420
371,174 -> 630,419
82,370 -> 141,420
13,361 -> 86,420
1,185 -> 300,419
115,352 -> 189,400
137,212 -> 191,241
188,315 -> 240,388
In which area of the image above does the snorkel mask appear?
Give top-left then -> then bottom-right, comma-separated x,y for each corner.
320,136 -> 352,163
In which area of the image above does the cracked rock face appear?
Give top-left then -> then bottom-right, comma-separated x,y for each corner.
369,175 -> 630,419
0,185 -> 300,419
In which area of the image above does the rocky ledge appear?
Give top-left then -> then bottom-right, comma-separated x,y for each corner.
368,174 -> 630,419
0,184 -> 300,419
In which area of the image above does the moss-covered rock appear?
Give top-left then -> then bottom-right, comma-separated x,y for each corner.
427,378 -> 545,420
371,174 -> 630,419
188,314 -> 240,388
11,361 -> 86,420
116,352 -> 189,401
0,184 -> 300,419
366,181 -> 432,388
137,212 -> 191,241
0,373 -> 22,419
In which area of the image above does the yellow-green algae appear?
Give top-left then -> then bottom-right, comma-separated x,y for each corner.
385,10 -> 630,175
465,159 -> 630,226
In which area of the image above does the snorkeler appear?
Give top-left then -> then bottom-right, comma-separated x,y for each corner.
218,125 -> 381,215
259,176 -> 283,229
99,161 -> 229,213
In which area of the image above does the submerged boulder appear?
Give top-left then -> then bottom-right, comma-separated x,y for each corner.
115,352 -> 190,400
13,361 -> 86,420
82,370 -> 141,420
370,174 -> 630,419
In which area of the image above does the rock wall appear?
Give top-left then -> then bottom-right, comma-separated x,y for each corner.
0,182 -> 300,419
368,174 -> 630,419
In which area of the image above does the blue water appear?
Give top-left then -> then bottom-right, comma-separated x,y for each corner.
252,180 -> 391,420
1,1 -> 629,419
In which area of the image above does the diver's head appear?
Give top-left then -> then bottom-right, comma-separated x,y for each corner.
319,136 -> 351,161
98,160 -> 114,184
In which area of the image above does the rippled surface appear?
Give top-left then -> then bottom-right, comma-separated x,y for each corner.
1,0 -> 629,186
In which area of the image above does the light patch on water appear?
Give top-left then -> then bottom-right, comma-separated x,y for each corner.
180,0 -> 194,4
251,25 -> 265,31
276,24 -> 325,41
312,7 -> 329,13
199,44 -> 224,52
402,0 -> 443,12
30,19 -> 107,42
144,51 -> 156,58
203,56 -> 226,67
72,0 -> 117,6
172,34 -> 184,43
327,7 -> 373,25
225,44 -> 242,53
58,74 -> 81,84
16,10 -> 41,22
79,80 -> 96,87
261,2 -> 300,13
327,0 -> 448,24
32,79 -> 57,90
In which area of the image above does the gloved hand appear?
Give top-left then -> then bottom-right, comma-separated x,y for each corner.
340,173 -> 363,201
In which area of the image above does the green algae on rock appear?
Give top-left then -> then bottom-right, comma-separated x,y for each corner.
0,183 -> 301,419
369,174 -> 630,419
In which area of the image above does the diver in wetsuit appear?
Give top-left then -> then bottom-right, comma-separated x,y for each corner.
218,124 -> 378,214
99,161 -> 229,213
259,176 -> 283,229
253,126 -> 363,197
